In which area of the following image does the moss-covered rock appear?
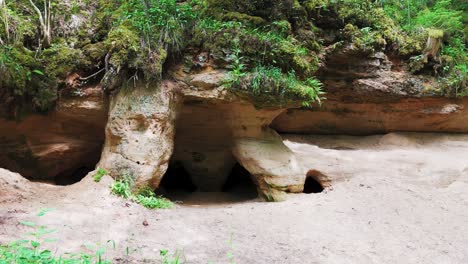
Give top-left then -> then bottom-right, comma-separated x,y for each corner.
222,12 -> 266,26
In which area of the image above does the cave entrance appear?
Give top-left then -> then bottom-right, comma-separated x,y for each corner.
303,177 -> 324,193
156,162 -> 258,204
157,162 -> 197,193
303,171 -> 325,194
54,166 -> 95,186
222,163 -> 258,199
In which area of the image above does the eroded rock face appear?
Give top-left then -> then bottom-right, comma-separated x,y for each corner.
272,46 -> 468,135
272,97 -> 468,135
0,85 -> 107,181
232,131 -> 304,201
98,71 -> 309,201
173,86 -> 296,200
2,47 -> 467,202
97,82 -> 182,188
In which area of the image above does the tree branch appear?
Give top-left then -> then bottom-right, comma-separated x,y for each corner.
79,68 -> 106,81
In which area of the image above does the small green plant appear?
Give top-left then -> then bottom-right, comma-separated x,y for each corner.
226,45 -> 246,87
110,177 -> 173,209
160,249 -> 184,264
135,185 -> 173,209
135,194 -> 173,209
110,177 -> 133,199
94,168 -> 109,183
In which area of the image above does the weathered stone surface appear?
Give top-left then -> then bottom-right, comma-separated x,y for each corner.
0,85 -> 107,181
98,81 -> 181,187
189,71 -> 227,90
232,130 -> 305,202
272,97 -> 468,135
172,92 -> 287,193
2,51 -> 467,202
272,47 -> 468,135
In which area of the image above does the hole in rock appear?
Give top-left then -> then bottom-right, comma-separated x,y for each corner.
54,166 -> 94,186
303,176 -> 324,194
156,162 -> 258,204
157,162 -> 197,193
222,163 -> 258,199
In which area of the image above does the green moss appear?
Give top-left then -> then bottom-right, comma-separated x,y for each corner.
428,29 -> 444,39
104,22 -> 140,71
83,42 -> 108,61
205,0 -> 257,17
399,30 -> 428,56
341,24 -> 386,52
42,44 -> 87,78
271,20 -> 292,35
0,45 -> 57,111
408,55 -> 426,73
222,12 -> 266,26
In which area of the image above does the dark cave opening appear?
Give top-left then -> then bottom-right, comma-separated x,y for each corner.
156,162 -> 258,203
303,176 -> 324,194
54,166 -> 94,186
222,163 -> 258,198
156,162 -> 197,194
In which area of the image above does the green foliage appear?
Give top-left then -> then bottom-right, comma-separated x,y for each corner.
342,24 -> 386,52
1,0 -> 466,111
228,65 -> 324,106
110,174 -> 133,199
193,17 -> 320,77
94,168 -> 109,182
104,22 -> 140,72
379,0 -> 466,96
135,186 -> 173,209
160,249 -> 184,264
135,195 -> 173,210
121,0 -> 199,53
0,45 -> 57,111
42,44 -> 87,78
438,63 -> 468,97
110,176 -> 173,209
401,0 -> 463,36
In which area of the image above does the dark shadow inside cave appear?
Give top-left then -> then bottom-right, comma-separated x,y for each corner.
157,162 -> 197,193
303,176 -> 324,194
222,163 -> 258,199
54,166 -> 94,186
156,162 -> 258,204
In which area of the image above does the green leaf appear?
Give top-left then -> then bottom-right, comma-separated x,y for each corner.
31,240 -> 40,248
20,221 -> 36,227
37,208 -> 55,217
32,69 -> 44,75
40,250 -> 52,258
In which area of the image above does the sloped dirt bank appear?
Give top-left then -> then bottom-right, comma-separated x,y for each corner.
1,133 -> 467,263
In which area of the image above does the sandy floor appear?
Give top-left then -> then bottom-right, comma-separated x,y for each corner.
1,133 -> 467,264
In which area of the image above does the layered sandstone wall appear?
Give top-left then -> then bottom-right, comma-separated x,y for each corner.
0,47 -> 466,201
0,85 -> 107,182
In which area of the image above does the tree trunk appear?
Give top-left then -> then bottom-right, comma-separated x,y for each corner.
28,0 -> 52,48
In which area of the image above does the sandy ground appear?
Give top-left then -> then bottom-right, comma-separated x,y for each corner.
1,133 -> 467,264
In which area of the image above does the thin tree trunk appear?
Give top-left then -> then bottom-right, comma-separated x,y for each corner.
0,0 -> 9,42
28,0 -> 51,47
